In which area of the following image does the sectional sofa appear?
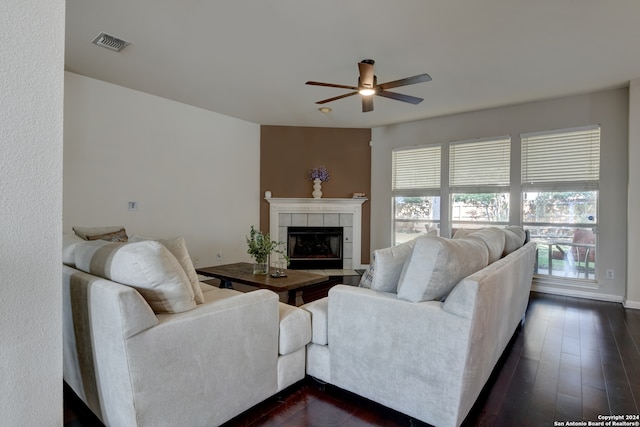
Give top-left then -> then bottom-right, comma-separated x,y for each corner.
62,225 -> 535,426
302,227 -> 536,427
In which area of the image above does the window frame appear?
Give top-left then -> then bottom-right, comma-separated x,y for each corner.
520,125 -> 600,281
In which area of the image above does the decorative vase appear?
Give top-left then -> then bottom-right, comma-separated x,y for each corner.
312,178 -> 323,199
252,261 -> 268,275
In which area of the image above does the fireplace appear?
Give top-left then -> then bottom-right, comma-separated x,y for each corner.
287,227 -> 343,269
267,198 -> 367,269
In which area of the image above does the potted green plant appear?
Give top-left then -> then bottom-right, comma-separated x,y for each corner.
246,226 -> 289,274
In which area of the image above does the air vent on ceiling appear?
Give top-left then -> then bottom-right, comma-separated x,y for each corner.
91,32 -> 130,52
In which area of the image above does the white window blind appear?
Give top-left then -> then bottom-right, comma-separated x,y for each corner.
449,137 -> 511,191
521,126 -> 600,191
392,145 -> 441,196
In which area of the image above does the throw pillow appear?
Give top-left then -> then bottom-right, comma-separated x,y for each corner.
452,228 -> 476,239
369,238 -> 417,293
85,228 -> 129,242
62,233 -> 85,267
503,226 -> 527,256
464,227 -> 505,264
358,258 -> 374,289
397,235 -> 489,302
74,240 -> 196,314
129,235 -> 204,304
73,225 -> 127,240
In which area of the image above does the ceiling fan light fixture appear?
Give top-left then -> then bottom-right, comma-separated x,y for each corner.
358,88 -> 375,96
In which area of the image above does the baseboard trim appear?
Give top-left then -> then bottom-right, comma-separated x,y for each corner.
623,299 -> 640,310
531,284 -> 624,304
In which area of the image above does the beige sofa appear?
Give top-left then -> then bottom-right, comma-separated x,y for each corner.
62,233 -> 311,426
302,227 -> 536,427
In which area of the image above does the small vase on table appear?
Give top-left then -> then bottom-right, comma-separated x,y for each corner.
252,260 -> 269,275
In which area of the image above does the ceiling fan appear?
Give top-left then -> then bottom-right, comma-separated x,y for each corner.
306,59 -> 431,113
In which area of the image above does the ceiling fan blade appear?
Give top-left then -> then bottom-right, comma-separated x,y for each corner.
376,90 -> 423,105
378,73 -> 432,90
358,60 -> 375,89
306,81 -> 358,90
316,91 -> 358,104
362,96 -> 374,113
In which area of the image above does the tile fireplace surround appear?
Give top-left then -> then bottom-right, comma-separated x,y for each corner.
266,198 -> 367,270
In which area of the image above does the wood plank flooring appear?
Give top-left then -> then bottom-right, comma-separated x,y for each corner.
64,291 -> 640,426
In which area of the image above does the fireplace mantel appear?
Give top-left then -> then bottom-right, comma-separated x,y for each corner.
266,198 -> 367,269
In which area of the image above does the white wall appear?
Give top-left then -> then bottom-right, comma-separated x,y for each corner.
371,88 -> 629,302
64,72 -> 261,267
627,80 -> 640,309
1,1 -> 64,425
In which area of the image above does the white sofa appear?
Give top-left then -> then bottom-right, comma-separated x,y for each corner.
302,227 -> 536,427
62,233 -> 311,427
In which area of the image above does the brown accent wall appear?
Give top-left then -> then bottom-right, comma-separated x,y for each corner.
260,125 -> 371,264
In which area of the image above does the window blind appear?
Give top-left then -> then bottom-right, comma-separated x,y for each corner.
392,145 -> 441,195
521,126 -> 600,191
449,137 -> 511,191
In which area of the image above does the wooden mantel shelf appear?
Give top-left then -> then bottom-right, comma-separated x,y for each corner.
265,197 -> 367,205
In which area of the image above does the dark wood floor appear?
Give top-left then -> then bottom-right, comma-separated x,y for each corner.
64,291 -> 640,426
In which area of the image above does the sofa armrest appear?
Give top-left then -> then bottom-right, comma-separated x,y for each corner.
326,285 -> 475,426
278,302 -> 311,355
327,284 -> 470,378
301,297 -> 329,345
100,289 -> 280,427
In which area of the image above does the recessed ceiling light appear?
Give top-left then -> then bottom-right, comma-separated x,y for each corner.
318,107 -> 332,113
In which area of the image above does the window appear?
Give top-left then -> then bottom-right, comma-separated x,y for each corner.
521,126 -> 600,280
392,145 -> 441,244
450,137 -> 511,232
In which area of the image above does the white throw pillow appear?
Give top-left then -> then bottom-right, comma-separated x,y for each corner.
62,233 -> 85,267
452,228 -> 475,239
464,227 -> 505,264
129,235 -> 204,304
397,236 -> 489,302
74,240 -> 196,313
503,226 -> 526,256
369,238 -> 417,293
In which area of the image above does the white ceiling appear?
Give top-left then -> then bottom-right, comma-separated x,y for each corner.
65,0 -> 640,129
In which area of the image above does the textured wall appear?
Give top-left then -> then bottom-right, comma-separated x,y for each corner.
260,125 -> 371,264
0,0 -> 64,425
64,73 -> 261,267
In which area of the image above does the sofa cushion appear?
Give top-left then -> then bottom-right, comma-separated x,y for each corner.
503,225 -> 526,256
301,297 -> 329,345
74,240 -> 196,313
278,303 -> 311,356
62,233 -> 85,267
397,235 -> 489,302
73,225 -> 128,241
369,238 -> 416,293
463,227 -> 505,264
129,235 -> 204,304
451,228 -> 476,239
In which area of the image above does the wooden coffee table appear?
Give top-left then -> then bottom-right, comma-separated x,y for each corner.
196,262 -> 334,306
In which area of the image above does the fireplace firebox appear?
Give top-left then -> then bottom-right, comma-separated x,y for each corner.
287,227 -> 343,269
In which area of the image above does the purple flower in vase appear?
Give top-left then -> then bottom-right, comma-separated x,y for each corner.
309,166 -> 330,182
